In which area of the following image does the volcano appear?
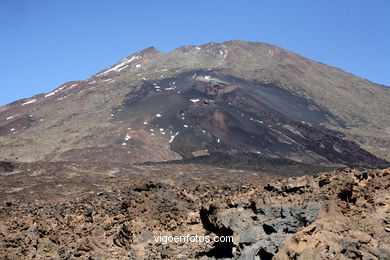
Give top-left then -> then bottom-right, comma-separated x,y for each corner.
0,40 -> 389,169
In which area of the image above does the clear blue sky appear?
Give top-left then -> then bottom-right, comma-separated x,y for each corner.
1,0 -> 389,106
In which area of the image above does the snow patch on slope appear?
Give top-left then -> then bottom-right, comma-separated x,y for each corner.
22,99 -> 36,106
218,49 -> 228,65
96,55 -> 142,76
169,132 -> 179,143
45,83 -> 78,98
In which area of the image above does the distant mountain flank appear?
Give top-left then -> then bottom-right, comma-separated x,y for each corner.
0,40 -> 389,170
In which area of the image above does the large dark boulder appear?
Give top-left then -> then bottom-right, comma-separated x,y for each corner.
0,161 -> 14,172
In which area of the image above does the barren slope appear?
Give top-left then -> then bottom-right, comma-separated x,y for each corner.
0,41 -> 389,168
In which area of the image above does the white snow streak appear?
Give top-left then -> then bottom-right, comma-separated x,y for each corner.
117,65 -> 129,72
45,85 -> 67,98
22,99 -> 36,106
96,55 -> 141,76
169,132 -> 179,143
218,49 -> 228,65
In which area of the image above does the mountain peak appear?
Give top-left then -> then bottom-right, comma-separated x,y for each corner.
138,46 -> 162,55
223,40 -> 282,51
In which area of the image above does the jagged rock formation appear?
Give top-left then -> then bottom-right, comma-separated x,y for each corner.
1,163 -> 389,259
199,202 -> 320,259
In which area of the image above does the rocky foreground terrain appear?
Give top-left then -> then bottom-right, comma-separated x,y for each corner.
1,162 -> 389,259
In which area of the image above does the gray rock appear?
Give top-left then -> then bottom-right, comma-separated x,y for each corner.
89,253 -> 106,260
239,241 -> 262,260
220,210 -> 254,232
340,238 -> 361,258
377,244 -> 390,259
203,202 -> 320,259
269,233 -> 292,250
240,226 -> 265,244
304,202 -> 320,224
255,206 -> 282,218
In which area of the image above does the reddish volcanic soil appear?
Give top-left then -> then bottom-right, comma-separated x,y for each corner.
1,162 -> 389,259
